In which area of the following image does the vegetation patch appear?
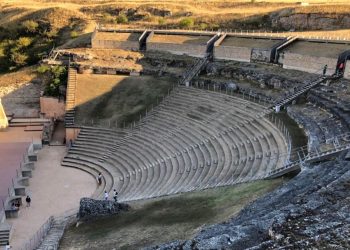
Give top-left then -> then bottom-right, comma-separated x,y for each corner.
60,179 -> 286,249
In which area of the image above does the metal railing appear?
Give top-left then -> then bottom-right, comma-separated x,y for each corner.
19,216 -> 54,250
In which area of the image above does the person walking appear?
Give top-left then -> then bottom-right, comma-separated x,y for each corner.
113,189 -> 118,202
104,190 -> 109,201
25,195 -> 31,207
5,241 -> 11,249
97,173 -> 103,185
323,64 -> 328,75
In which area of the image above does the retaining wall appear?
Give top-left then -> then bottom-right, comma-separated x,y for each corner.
280,53 -> 337,75
345,60 -> 350,80
147,43 -> 207,57
214,46 -> 251,62
92,40 -> 140,50
40,97 -> 65,120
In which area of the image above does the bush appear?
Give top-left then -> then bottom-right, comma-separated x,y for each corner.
179,18 -> 194,29
22,20 -> 39,33
37,64 -> 50,74
117,14 -> 128,24
198,23 -> 208,30
158,17 -> 166,25
10,51 -> 28,66
16,37 -> 32,48
70,31 -> 78,38
102,13 -> 115,23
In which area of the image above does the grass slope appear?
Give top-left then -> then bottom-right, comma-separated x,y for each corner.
60,179 -> 286,249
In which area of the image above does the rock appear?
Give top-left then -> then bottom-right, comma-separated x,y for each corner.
147,160 -> 350,249
78,198 -> 130,221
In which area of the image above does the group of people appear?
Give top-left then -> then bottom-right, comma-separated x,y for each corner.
97,173 -> 118,202
10,195 -> 31,211
104,189 -> 118,202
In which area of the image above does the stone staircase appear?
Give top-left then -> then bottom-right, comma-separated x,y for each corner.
0,222 -> 11,247
179,55 -> 209,86
273,76 -> 327,111
65,68 -> 77,127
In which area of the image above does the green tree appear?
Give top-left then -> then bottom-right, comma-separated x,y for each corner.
179,18 -> 194,29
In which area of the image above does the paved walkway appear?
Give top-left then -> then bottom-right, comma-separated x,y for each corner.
7,146 -> 96,249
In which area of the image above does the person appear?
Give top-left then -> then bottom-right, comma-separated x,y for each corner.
104,190 -> 109,201
5,241 -> 11,249
339,62 -> 344,73
97,173 -> 102,185
113,189 -> 118,202
11,203 -> 18,211
323,64 -> 328,75
25,195 -> 31,207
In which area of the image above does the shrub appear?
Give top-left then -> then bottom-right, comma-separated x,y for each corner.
22,20 -> 39,33
179,18 -> 194,29
37,64 -> 50,74
16,37 -> 32,48
117,14 -> 128,24
10,51 -> 28,66
198,23 -> 208,30
70,31 -> 78,38
102,13 -> 115,23
158,17 -> 166,25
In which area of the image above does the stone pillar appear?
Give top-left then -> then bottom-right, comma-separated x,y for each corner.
0,98 -> 8,130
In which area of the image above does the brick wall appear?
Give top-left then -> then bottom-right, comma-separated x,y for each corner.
147,43 -> 207,57
40,97 -> 65,119
91,39 -> 139,50
214,46 -> 251,62
280,52 -> 337,75
344,60 -> 350,80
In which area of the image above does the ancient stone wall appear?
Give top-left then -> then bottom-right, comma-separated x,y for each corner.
147,43 -> 207,58
214,46 -> 251,62
251,48 -> 272,63
91,39 -> 139,50
344,60 -> 350,80
40,97 -> 65,119
280,52 -> 337,75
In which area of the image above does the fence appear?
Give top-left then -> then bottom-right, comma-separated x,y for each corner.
96,24 -> 350,43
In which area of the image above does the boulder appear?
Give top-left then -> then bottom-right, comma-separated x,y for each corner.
78,198 -> 130,221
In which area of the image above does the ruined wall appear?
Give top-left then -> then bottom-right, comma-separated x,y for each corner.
91,39 -> 139,51
40,97 -> 65,119
214,46 -> 251,62
147,43 -> 207,58
344,60 -> 350,80
280,53 -> 337,75
0,98 -> 8,129
251,48 -> 272,63
66,127 -> 81,143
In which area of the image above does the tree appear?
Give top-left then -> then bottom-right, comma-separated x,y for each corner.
179,18 -> 194,29
22,20 -> 39,33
